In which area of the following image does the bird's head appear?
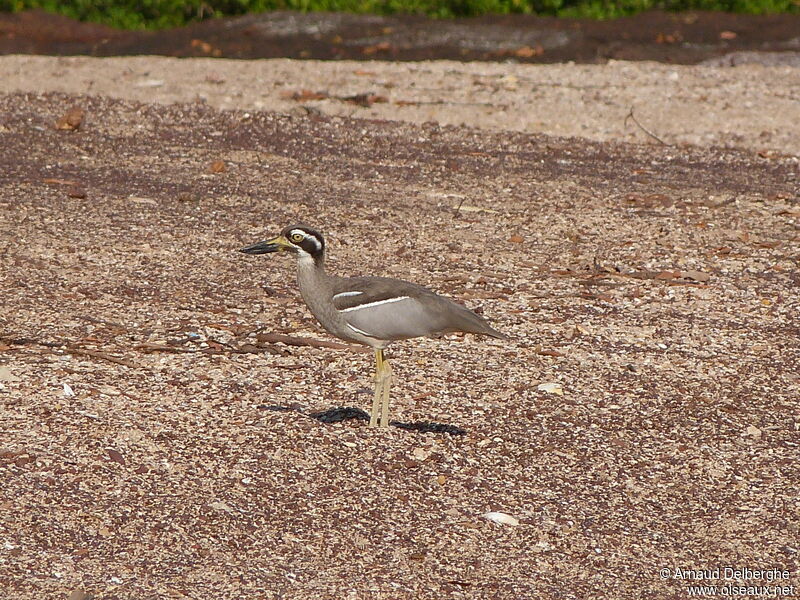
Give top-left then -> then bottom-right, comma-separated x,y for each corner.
240,225 -> 325,262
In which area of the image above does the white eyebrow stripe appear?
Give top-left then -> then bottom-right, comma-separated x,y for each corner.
333,291 -> 364,300
289,229 -> 321,251
339,296 -> 411,313
347,323 -> 376,337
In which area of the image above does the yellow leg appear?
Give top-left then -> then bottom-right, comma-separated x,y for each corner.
379,357 -> 392,428
369,349 -> 392,428
369,349 -> 384,427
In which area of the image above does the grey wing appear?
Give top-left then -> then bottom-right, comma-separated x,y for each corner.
331,277 -> 442,340
330,277 -> 411,310
344,296 -> 452,341
332,277 -> 505,341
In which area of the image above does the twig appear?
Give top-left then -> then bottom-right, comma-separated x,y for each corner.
454,197 -> 466,218
78,315 -> 130,331
0,335 -> 142,368
134,343 -> 195,354
66,347 -> 140,368
624,107 -> 670,146
255,332 -> 369,352
134,340 -> 287,356
534,346 -> 566,357
206,338 -> 242,353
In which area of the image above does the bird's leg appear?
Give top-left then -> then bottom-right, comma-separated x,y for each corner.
379,354 -> 393,428
369,349 -> 384,427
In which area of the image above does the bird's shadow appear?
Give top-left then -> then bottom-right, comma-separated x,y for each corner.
260,404 -> 466,435
311,406 -> 467,435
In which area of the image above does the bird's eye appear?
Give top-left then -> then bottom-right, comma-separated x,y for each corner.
290,233 -> 304,243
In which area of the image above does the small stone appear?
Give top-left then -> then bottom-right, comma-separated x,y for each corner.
746,425 -> 762,440
412,447 -> 429,461
537,382 -> 563,396
0,367 -> 21,382
482,511 -> 520,526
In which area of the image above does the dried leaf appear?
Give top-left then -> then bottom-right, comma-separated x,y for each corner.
106,448 -> 126,467
177,191 -> 198,202
209,160 -> 226,174
342,93 -> 388,107
190,38 -> 221,56
581,291 -> 615,302
206,340 -> 225,351
42,178 -> 79,186
535,347 -> 565,357
679,270 -> 710,282
362,42 -> 391,55
655,271 -> 680,280
55,107 -> 84,131
655,31 -> 682,44
128,196 -> 157,205
204,73 -> 226,85
457,205 -> 498,214
14,455 -> 33,468
513,45 -> 544,58
67,186 -> 87,199
287,89 -> 329,102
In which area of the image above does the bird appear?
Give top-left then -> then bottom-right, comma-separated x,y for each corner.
240,224 -> 506,428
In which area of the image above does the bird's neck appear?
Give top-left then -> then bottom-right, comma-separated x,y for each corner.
296,251 -> 331,298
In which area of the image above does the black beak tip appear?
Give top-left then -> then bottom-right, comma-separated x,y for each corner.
239,241 -> 278,255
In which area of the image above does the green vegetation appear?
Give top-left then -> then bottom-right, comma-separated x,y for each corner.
0,0 -> 796,29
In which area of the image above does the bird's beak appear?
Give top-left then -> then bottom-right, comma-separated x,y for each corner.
239,235 -> 292,255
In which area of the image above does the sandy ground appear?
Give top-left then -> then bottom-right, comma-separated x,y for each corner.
0,55 -> 799,599
2,55 -> 800,155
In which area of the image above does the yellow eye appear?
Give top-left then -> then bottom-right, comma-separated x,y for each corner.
290,233 -> 304,243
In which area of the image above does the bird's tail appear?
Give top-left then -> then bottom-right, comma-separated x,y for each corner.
453,303 -> 509,340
